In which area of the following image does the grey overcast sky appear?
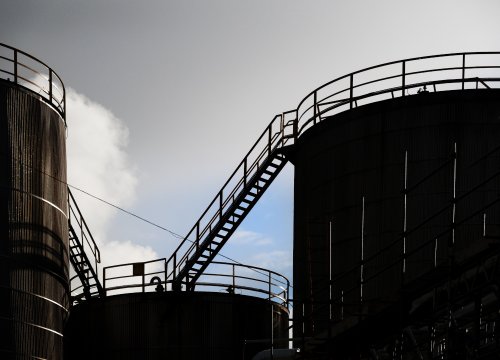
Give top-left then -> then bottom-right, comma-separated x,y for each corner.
2,0 -> 500,281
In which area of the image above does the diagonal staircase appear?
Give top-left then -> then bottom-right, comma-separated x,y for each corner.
68,188 -> 105,300
168,111 -> 297,291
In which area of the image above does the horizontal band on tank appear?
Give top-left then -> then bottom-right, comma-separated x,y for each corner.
0,315 -> 64,337
0,254 -> 69,288
0,185 -> 68,218
0,285 -> 69,313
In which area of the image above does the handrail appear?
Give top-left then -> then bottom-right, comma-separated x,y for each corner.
165,113 -> 295,281
296,52 -> 500,137
0,43 -> 66,121
68,188 -> 101,268
166,51 -> 500,287
103,259 -> 290,309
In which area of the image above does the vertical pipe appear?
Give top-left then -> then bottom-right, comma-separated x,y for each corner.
341,290 -> 344,320
434,238 -> 438,267
483,213 -> 487,237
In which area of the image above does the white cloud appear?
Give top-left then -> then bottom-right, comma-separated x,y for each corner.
231,229 -> 273,246
251,250 -> 292,273
65,88 -> 159,278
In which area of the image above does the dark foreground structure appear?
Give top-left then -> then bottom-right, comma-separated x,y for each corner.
0,44 -> 68,359
2,43 -> 500,360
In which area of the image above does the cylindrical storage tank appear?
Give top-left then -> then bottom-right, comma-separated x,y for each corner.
64,292 -> 289,360
293,90 -> 500,340
0,48 -> 68,359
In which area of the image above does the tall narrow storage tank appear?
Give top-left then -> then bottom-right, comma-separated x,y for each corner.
0,44 -> 68,359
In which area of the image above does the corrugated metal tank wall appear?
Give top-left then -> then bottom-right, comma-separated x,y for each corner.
0,81 -> 69,359
293,90 -> 500,339
64,292 -> 289,360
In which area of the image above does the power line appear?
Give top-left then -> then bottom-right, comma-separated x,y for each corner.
8,156 -> 292,287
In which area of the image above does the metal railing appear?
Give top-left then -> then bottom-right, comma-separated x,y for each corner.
165,110 -> 296,284
296,52 -> 500,136
0,43 -> 66,120
103,258 -> 290,309
166,52 -> 500,287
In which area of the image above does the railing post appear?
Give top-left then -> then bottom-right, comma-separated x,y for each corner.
196,223 -> 200,249
293,111 -> 298,140
173,253 -> 177,279
232,264 -> 235,290
49,70 -> 53,102
268,125 -> 272,155
219,190 -> 223,219
103,268 -> 106,297
268,272 -> 272,301
313,91 -> 318,124
350,74 -> 354,109
462,53 -> 466,90
402,60 -> 406,97
244,158 -> 247,187
13,49 -> 18,84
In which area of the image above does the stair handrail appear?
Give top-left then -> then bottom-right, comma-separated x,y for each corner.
167,51 -> 500,287
166,111 -> 296,281
68,188 -> 101,268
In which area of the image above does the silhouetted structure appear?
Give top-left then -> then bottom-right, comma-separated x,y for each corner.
291,53 -> 500,359
0,44 -> 68,359
3,44 -> 500,360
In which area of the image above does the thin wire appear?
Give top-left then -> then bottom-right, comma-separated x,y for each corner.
68,183 -> 292,288
8,156 -> 293,288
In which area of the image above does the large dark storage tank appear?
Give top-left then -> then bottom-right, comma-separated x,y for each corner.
293,89 -> 500,339
65,291 -> 289,360
0,45 -> 68,359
